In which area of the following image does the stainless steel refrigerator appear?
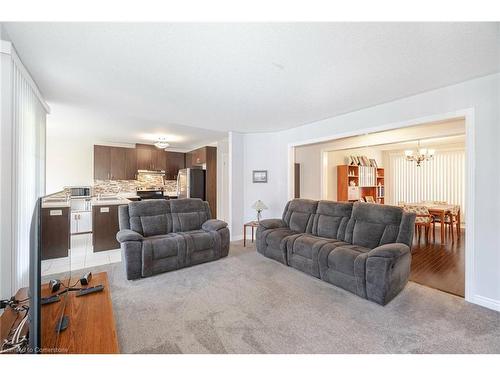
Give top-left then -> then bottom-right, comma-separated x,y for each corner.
176,168 -> 206,199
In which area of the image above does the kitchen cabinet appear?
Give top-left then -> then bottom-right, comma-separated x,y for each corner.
136,144 -> 165,171
110,147 -> 126,180
184,146 -> 217,217
71,211 -> 92,234
186,148 -> 206,167
94,145 -> 111,180
124,147 -> 137,179
165,151 -> 185,180
136,145 -> 153,170
94,145 -> 137,180
152,148 -> 166,171
92,205 -> 120,252
41,207 -> 71,260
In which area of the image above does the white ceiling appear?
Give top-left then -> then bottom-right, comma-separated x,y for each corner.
3,22 -> 499,148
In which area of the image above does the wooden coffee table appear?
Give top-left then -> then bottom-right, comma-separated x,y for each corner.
243,221 -> 260,247
0,271 -> 119,354
41,272 -> 119,353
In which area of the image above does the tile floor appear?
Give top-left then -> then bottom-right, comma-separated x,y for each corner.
41,233 -> 121,276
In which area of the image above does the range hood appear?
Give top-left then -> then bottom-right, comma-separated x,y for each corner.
137,169 -> 165,175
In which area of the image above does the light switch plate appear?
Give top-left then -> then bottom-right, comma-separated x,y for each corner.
100,207 -> 110,213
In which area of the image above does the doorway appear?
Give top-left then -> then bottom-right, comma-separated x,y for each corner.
290,114 -> 472,299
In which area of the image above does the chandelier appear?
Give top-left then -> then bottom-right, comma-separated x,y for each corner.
404,141 -> 435,167
154,137 -> 170,149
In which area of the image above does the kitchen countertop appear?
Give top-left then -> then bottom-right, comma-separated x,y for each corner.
42,199 -> 71,209
41,191 -> 71,208
91,196 -> 131,206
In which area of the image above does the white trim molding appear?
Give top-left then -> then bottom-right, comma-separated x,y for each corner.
470,295 -> 500,312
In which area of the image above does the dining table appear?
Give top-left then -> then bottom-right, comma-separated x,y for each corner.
411,202 -> 461,245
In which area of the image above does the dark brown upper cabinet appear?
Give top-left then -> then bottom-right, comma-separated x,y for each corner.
110,147 -> 126,180
165,151 -> 185,180
136,144 -> 166,171
94,145 -> 111,180
152,148 -> 166,171
186,147 -> 206,168
136,145 -> 153,171
124,147 -> 137,180
94,145 -> 137,180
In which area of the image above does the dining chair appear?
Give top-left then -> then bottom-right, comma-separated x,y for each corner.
433,204 -> 460,242
403,204 -> 434,245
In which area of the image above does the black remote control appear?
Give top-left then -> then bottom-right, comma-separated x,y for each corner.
76,284 -> 104,297
41,295 -> 60,305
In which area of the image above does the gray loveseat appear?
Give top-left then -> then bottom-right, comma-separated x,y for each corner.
256,199 -> 416,305
116,198 -> 230,280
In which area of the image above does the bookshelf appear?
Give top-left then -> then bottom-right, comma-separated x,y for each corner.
337,165 -> 385,204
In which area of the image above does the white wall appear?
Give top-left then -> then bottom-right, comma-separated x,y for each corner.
228,132 -> 245,239
216,137 -> 229,222
46,134 -> 95,193
294,145 -> 383,200
233,73 -> 500,310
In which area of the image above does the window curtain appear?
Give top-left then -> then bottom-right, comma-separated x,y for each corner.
9,46 -> 48,292
387,148 -> 466,222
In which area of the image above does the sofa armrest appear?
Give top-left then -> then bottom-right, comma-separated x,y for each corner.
258,219 -> 287,229
365,243 -> 412,305
367,243 -> 410,258
116,229 -> 144,243
202,219 -> 228,231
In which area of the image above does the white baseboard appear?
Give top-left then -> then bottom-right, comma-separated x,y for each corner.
470,294 -> 500,312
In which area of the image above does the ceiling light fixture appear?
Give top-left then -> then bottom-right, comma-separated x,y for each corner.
154,137 -> 170,149
404,140 -> 435,167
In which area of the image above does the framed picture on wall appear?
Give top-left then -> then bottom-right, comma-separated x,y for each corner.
252,170 -> 268,183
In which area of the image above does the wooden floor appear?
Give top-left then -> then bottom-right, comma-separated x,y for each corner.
409,225 -> 465,297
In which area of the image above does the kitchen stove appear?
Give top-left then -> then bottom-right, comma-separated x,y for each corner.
136,187 -> 165,200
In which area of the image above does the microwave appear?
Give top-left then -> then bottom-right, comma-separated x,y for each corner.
69,186 -> 92,198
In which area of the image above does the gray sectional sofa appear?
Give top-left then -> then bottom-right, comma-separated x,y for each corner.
116,198 -> 229,280
256,199 -> 416,305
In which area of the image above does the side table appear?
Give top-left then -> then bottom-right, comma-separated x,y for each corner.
243,221 -> 260,247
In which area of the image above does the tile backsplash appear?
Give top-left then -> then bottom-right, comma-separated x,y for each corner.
93,179 -> 178,194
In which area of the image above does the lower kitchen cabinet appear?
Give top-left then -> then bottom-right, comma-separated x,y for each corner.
92,205 -> 120,252
41,207 -> 71,260
71,211 -> 92,234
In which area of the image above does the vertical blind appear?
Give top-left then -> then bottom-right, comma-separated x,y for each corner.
388,149 -> 466,222
11,52 -> 47,292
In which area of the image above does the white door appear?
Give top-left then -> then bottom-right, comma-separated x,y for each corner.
78,211 -> 92,233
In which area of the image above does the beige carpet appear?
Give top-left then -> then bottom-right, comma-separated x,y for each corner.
56,241 -> 500,353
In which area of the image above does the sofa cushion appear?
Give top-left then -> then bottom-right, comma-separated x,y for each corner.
148,234 -> 182,259
288,234 -> 337,259
181,230 -> 215,252
266,228 -> 298,249
311,201 -> 353,240
140,214 -> 172,237
127,200 -> 171,235
170,198 -> 211,232
345,202 -> 404,249
326,244 -> 370,277
282,199 -> 317,233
